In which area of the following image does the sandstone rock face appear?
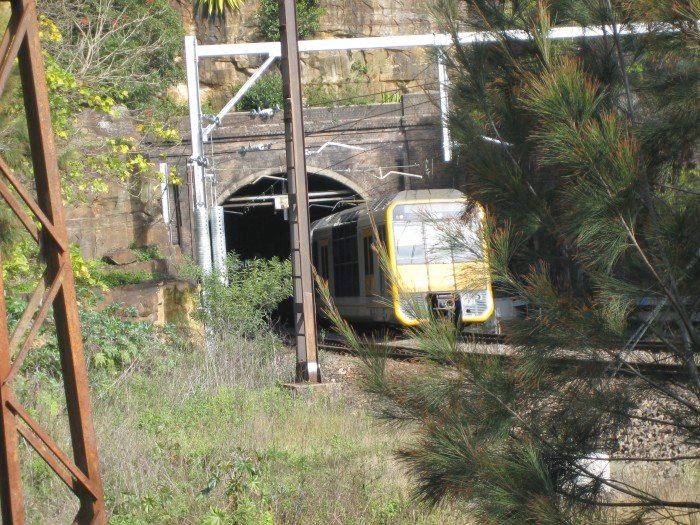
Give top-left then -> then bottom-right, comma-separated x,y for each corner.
319,0 -> 435,38
65,110 -> 176,260
171,0 -> 441,107
99,279 -> 199,326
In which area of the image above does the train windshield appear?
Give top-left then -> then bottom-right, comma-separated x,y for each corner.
392,202 -> 483,265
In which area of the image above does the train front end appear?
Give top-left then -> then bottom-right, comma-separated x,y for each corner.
386,196 -> 494,326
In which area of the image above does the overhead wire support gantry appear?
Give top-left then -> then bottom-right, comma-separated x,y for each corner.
184,20 -> 666,275
183,17 -> 671,384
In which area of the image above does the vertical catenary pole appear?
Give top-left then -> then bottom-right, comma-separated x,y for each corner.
279,0 -> 321,382
184,36 -> 213,274
437,49 -> 452,163
210,206 -> 228,285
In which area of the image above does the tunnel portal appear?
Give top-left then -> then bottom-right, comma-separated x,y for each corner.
222,173 -> 363,260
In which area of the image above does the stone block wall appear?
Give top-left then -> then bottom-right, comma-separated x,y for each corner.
66,178 -> 174,260
64,110 -> 178,261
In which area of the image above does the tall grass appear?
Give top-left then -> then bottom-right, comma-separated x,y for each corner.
17,255 -> 473,523
89,332 -> 473,523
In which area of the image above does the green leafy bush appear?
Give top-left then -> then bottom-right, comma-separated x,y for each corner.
304,79 -> 376,107
255,0 -> 324,42
183,253 -> 292,336
99,270 -> 163,288
234,72 -> 283,111
1,237 -> 40,292
82,305 -> 158,372
133,245 -> 164,262
0,205 -> 23,258
14,301 -> 161,382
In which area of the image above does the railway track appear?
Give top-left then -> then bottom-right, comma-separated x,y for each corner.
317,330 -> 695,377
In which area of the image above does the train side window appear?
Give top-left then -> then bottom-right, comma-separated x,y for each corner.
363,235 -> 375,275
362,230 -> 376,297
313,237 -> 330,281
332,222 -> 359,297
320,242 -> 329,279
378,229 -> 387,296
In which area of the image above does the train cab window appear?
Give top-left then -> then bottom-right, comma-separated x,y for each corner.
332,223 -> 359,296
392,202 -> 483,265
393,222 -> 426,264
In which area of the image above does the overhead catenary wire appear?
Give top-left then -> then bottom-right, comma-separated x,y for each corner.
152,72 -> 439,167
203,135 -> 444,162
203,79 -> 443,145
198,88 -> 446,178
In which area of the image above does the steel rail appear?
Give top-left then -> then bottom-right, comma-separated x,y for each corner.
318,331 -> 692,377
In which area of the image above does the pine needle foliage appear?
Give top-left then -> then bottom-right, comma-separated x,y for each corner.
324,1 -> 700,523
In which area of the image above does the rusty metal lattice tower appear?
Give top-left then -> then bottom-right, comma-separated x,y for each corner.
0,0 -> 106,523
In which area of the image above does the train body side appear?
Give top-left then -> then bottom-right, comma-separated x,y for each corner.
311,190 -> 495,327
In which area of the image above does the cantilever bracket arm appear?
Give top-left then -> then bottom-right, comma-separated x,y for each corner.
203,54 -> 280,141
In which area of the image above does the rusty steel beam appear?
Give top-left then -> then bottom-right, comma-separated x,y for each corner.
0,1 -> 106,523
278,0 -> 321,383
0,262 -> 25,525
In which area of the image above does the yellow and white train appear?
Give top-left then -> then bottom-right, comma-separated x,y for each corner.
310,189 -> 495,327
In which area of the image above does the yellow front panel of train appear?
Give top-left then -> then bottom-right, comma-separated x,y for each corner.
386,198 -> 494,325
395,261 -> 490,292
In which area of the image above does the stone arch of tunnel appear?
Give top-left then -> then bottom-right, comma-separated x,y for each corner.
219,168 -> 369,261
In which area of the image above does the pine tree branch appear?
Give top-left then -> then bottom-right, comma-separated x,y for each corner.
603,0 -> 636,125
602,346 -> 700,415
583,151 -> 700,376
474,379 -> 685,506
620,223 -> 700,372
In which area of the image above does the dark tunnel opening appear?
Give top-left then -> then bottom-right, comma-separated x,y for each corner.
222,173 -> 362,322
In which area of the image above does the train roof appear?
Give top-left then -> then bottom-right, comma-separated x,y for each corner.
311,188 -> 467,232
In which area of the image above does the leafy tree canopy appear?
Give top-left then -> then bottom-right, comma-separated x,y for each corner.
198,0 -> 245,15
38,0 -> 184,104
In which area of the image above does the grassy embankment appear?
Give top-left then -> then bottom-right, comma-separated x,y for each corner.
18,322 -> 473,524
